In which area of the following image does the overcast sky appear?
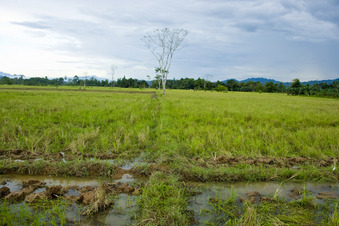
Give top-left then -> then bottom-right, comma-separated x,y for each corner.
1,0 -> 339,82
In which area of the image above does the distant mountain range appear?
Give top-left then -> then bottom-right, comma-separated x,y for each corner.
0,71 -> 17,78
0,72 -> 108,81
221,77 -> 339,86
75,75 -> 108,81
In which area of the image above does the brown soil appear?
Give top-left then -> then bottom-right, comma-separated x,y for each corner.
80,185 -> 115,215
22,179 -> 46,188
112,168 -> 131,179
4,179 -> 140,209
5,150 -> 335,169
0,149 -> 119,161
46,185 -> 64,198
25,192 -> 48,203
240,191 -> 262,204
193,156 -> 338,168
0,158 -> 133,179
260,196 -> 274,202
5,186 -> 36,202
289,188 -> 304,199
316,192 -> 338,199
246,191 -> 261,197
0,186 -> 10,198
80,186 -> 96,193
1,150 -> 337,183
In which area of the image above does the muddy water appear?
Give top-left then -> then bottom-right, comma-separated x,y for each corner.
80,194 -> 137,225
0,174 -> 142,226
60,193 -> 137,225
1,174 -> 338,225
0,174 -> 101,191
102,155 -> 149,170
188,181 -> 339,225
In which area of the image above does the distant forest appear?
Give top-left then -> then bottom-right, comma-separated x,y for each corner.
0,75 -> 338,97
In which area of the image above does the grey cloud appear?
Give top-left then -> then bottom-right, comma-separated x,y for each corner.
191,0 -> 338,41
236,22 -> 261,33
2,0 -> 339,81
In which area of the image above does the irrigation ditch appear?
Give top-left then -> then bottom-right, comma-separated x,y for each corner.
1,150 -> 338,225
1,172 -> 338,225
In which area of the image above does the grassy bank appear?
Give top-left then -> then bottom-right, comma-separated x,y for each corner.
137,172 -> 190,225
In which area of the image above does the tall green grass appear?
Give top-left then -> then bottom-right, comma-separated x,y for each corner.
153,90 -> 338,158
0,89 -> 155,156
1,88 -> 338,159
137,172 -> 190,225
0,199 -> 69,226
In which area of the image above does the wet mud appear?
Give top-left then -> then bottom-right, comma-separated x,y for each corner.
193,156 -> 338,168
0,149 -> 119,161
188,181 -> 339,225
1,178 -> 140,205
1,174 -> 338,225
0,174 -> 143,225
5,150 -> 336,169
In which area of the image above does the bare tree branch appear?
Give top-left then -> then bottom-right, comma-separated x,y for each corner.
142,28 -> 188,95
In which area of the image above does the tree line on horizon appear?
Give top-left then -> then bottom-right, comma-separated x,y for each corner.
0,75 -> 338,97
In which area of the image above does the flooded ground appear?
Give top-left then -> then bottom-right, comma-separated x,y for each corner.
0,174 -> 142,225
188,181 -> 339,225
1,174 -> 338,225
190,181 -> 339,202
81,193 -> 137,225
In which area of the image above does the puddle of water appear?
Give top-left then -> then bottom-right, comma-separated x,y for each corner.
0,171 -> 147,194
0,174 -> 101,193
121,162 -> 134,170
3,173 -> 337,225
89,155 -> 149,171
190,181 -> 339,201
33,187 -> 46,194
65,189 -> 81,197
114,174 -> 135,184
63,193 -> 137,225
188,181 -> 339,225
0,174 -> 142,225
84,194 -> 137,225
0,179 -> 22,192
100,155 -> 149,170
120,156 -> 145,170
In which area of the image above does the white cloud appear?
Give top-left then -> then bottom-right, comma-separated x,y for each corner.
0,0 -> 338,81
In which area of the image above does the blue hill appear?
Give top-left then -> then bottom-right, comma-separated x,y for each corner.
222,77 -> 280,84
222,77 -> 339,86
0,71 -> 16,78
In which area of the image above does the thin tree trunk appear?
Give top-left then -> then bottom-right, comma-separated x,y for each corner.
162,79 -> 166,95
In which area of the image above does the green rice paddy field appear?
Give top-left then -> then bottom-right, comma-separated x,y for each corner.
0,86 -> 338,225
